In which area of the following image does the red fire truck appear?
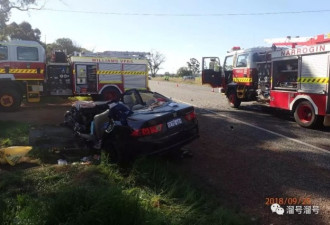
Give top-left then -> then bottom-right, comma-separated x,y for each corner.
202,34 -> 330,128
0,40 -> 149,111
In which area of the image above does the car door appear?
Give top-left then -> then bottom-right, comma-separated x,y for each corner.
223,54 -> 235,85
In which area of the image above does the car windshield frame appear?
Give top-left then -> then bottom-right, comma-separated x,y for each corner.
121,89 -> 172,110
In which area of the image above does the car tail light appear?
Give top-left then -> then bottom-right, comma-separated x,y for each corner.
185,110 -> 196,121
131,124 -> 163,137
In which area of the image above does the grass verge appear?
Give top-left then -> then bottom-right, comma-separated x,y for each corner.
0,157 -> 253,225
0,121 -> 253,225
0,121 -> 29,147
152,77 -> 202,86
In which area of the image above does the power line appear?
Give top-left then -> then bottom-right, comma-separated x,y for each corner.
40,8 -> 330,17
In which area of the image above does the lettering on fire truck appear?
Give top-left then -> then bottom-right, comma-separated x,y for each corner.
280,44 -> 327,56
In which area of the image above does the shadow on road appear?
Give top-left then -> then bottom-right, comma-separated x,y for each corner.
179,109 -> 330,225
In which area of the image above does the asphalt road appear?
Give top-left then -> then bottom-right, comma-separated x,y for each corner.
149,80 -> 330,170
149,80 -> 330,224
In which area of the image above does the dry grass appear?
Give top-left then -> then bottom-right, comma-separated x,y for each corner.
152,76 -> 203,86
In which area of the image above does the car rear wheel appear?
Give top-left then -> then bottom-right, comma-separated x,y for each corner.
103,134 -> 130,165
0,88 -> 21,112
109,144 -> 124,164
227,90 -> 241,108
294,100 -> 321,128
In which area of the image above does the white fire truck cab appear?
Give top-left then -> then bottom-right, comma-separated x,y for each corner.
202,34 -> 330,128
202,46 -> 274,106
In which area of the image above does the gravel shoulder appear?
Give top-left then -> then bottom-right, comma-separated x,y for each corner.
0,102 -> 71,125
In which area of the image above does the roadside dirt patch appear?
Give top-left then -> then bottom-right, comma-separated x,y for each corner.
0,102 -> 71,125
29,125 -> 74,148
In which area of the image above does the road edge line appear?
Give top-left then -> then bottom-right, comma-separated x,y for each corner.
175,99 -> 330,155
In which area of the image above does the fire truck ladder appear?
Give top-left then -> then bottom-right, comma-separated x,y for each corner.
265,33 -> 330,48
26,81 -> 41,103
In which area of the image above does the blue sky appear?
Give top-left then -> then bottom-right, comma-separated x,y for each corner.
9,0 -> 330,73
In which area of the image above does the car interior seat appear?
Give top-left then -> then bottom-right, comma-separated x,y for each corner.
123,94 -> 144,110
123,95 -> 135,109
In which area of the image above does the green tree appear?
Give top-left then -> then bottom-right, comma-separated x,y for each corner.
0,0 -> 42,40
52,38 -> 81,55
3,21 -> 41,41
187,58 -> 200,75
147,50 -> 165,77
46,38 -> 84,61
0,0 -> 39,28
177,67 -> 192,77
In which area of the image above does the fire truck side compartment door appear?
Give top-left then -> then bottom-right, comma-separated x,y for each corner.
202,57 -> 222,87
300,54 -> 328,94
75,64 -> 97,94
46,64 -> 73,95
123,64 -> 147,90
98,63 -> 122,84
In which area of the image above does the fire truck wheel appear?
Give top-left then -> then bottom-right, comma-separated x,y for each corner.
0,88 -> 21,112
227,90 -> 241,108
91,94 -> 102,101
294,100 -> 320,128
101,87 -> 121,101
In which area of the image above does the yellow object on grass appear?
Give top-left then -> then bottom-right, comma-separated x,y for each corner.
0,146 -> 32,166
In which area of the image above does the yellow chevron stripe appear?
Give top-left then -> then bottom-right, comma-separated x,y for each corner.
297,77 -> 329,84
8,69 -> 38,74
124,71 -> 147,75
0,68 -> 45,74
96,70 -> 147,75
233,77 -> 252,83
16,78 -> 44,81
97,70 -> 122,75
